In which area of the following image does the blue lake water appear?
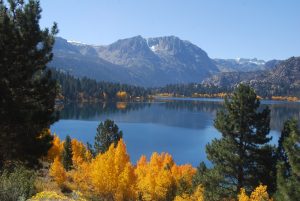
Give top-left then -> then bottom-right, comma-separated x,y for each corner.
51,99 -> 300,167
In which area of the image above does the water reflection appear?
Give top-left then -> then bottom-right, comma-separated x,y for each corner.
59,99 -> 300,132
52,99 -> 300,166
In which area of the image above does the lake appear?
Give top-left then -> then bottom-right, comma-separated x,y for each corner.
51,98 -> 300,167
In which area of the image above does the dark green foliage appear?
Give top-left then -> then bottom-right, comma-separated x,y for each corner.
176,178 -> 193,197
276,119 -> 300,201
0,0 -> 58,167
201,84 -> 274,200
94,119 -> 123,154
62,135 -> 73,171
276,119 -> 294,173
86,142 -> 95,157
155,83 -> 230,97
51,69 -> 151,102
192,162 -> 207,187
0,165 -> 36,201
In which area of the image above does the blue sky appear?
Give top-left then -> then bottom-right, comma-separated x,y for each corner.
40,0 -> 300,60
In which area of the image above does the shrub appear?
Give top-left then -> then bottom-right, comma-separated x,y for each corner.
0,165 -> 36,201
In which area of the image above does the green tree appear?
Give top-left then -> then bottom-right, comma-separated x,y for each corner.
199,84 -> 274,200
62,135 -> 73,171
0,0 -> 58,167
94,119 -> 123,154
276,119 -> 300,201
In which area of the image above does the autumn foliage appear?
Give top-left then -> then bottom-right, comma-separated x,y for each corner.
44,135 -> 275,200
46,134 -> 63,161
49,157 -> 67,186
116,91 -> 128,100
238,185 -> 273,201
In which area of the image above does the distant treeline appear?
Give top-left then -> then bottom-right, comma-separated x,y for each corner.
51,69 -> 151,102
51,69 -> 299,102
154,83 -> 231,97
155,83 -> 300,100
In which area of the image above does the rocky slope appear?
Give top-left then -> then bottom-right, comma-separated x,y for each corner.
203,57 -> 300,97
51,36 -> 219,87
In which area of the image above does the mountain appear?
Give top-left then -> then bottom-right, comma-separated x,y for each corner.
202,71 -> 267,88
203,56 -> 300,97
50,36 -> 219,87
262,57 -> 300,86
213,58 -> 268,72
50,37 -> 133,84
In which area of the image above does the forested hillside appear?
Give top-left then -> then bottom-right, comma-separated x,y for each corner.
51,69 -> 151,102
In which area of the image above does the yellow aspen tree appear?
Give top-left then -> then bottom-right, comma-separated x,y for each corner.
71,139 -> 91,167
116,91 -> 127,100
238,188 -> 250,201
249,185 -> 273,201
71,161 -> 93,196
49,157 -> 67,186
135,153 -> 176,201
238,185 -> 273,201
191,186 -> 205,201
171,164 -> 196,186
90,139 -> 136,201
174,185 -> 204,201
46,134 -> 63,161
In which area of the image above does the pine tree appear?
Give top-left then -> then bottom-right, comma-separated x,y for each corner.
86,142 -> 95,157
62,135 -> 73,171
275,119 -> 300,200
94,119 -> 123,154
0,0 -> 58,167
200,84 -> 274,200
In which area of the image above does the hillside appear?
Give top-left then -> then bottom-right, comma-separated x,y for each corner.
203,56 -> 300,97
50,36 -> 219,87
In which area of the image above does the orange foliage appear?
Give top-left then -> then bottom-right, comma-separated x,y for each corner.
89,139 -> 136,201
238,185 -> 273,201
135,152 -> 196,201
46,134 -> 63,162
71,139 -> 92,167
71,161 -> 92,194
272,96 -> 299,102
171,164 -> 196,186
116,102 -> 127,110
192,92 -> 228,98
174,185 -> 204,201
116,91 -> 128,100
49,157 -> 67,186
46,135 -> 200,200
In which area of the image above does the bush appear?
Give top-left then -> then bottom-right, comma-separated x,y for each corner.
29,191 -> 87,201
0,166 -> 36,201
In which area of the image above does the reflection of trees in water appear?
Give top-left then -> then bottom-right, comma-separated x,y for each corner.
163,100 -> 223,115
58,100 -> 300,132
59,102 -> 151,120
163,100 -> 300,132
269,104 -> 300,131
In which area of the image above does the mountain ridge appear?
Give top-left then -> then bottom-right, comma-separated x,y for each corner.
50,35 -> 285,87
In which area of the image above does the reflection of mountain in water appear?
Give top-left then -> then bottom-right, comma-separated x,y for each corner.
58,100 -> 300,132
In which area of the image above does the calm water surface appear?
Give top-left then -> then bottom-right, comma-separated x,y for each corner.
51,98 -> 300,166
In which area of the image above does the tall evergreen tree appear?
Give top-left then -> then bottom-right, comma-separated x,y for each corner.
62,135 -> 73,171
276,119 -> 300,200
199,84 -> 274,200
94,119 -> 123,154
0,0 -> 58,167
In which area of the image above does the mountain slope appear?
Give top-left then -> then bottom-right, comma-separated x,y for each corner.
50,37 -> 133,83
203,56 -> 300,97
213,58 -> 267,72
50,36 -> 219,86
